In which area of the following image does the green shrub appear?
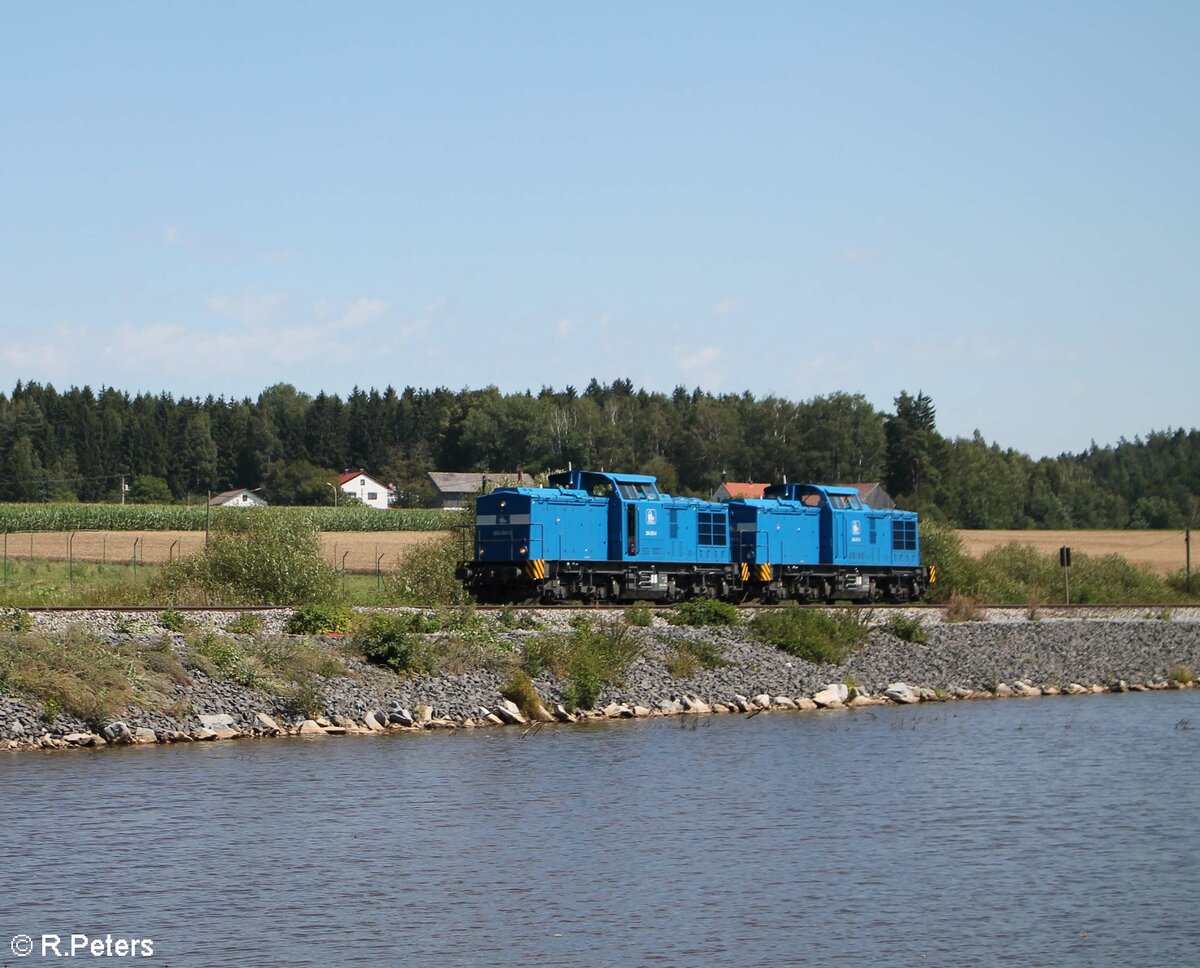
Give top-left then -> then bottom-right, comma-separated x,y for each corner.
387,535 -> 471,605
286,603 -> 355,635
749,606 -> 870,665
884,613 -> 927,644
186,629 -> 247,678
561,621 -> 642,710
624,604 -> 654,627
666,597 -> 740,627
159,609 -> 191,633
497,605 -> 540,630
521,634 -> 570,679
0,606 -> 33,633
225,612 -> 265,635
153,513 -> 339,605
354,614 -> 437,675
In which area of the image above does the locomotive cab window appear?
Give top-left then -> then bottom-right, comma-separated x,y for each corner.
698,511 -> 727,546
618,482 -> 659,500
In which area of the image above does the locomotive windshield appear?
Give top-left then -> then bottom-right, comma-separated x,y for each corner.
618,482 -> 659,500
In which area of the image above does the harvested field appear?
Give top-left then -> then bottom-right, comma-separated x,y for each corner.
957,529 -> 1190,576
2,530 -> 453,574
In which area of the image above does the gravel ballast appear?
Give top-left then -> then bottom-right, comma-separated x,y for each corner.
2,609 -> 1198,751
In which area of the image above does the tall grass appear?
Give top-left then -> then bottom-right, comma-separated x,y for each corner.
0,627 -> 179,723
521,621 -> 642,710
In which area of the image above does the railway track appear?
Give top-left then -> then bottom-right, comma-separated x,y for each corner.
12,602 -> 1194,614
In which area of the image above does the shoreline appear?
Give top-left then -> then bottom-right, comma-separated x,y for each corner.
3,612 -> 1199,754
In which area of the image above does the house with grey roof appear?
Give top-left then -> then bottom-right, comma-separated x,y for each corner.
426,472 -> 523,509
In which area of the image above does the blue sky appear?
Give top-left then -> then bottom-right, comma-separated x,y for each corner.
2,2 -> 1196,457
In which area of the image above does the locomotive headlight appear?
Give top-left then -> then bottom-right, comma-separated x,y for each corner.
500,500 -> 507,508
519,545 -> 528,555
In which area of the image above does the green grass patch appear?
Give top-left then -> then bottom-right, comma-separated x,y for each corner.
624,603 -> 654,627
749,606 -> 871,665
884,613 -> 927,643
1168,664 -> 1194,685
666,597 -> 740,627
225,612 -> 265,635
286,603 -> 356,635
352,614 -> 438,675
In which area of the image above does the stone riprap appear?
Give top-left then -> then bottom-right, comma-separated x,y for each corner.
2,611 -> 1198,751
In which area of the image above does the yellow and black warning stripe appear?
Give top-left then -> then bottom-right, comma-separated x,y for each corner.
754,563 -> 772,582
740,562 -> 749,582
928,564 -> 937,584
525,559 -> 547,581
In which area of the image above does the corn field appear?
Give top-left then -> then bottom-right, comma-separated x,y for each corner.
0,503 -> 455,533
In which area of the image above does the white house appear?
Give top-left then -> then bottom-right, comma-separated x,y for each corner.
338,471 -> 392,510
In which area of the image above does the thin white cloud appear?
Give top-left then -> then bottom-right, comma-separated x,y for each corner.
206,291 -> 289,326
712,298 -> 738,317
680,346 -> 721,370
555,318 -> 577,341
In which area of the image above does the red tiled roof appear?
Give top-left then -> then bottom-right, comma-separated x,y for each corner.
719,482 -> 769,499
339,470 -> 386,486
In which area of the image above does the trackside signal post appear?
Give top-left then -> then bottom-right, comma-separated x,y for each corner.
1060,546 -> 1072,603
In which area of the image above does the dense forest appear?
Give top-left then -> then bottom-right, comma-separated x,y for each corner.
0,380 -> 1196,529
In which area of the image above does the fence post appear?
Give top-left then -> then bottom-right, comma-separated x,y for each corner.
3,531 -> 7,588
68,531 -> 76,583
341,550 -> 349,597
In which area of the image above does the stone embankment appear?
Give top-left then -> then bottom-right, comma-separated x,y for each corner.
2,610 -> 1198,752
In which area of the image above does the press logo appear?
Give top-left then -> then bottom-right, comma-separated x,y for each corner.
10,933 -> 155,958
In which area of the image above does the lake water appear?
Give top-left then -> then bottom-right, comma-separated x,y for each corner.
3,693 -> 1199,967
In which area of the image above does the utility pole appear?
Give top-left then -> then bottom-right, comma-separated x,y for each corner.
120,474 -> 127,505
1187,528 -> 1192,594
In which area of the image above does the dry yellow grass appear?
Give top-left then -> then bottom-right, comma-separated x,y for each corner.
956,529 -> 1191,576
3,530 -> 453,574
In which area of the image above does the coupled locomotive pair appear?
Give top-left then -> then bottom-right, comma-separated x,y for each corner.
457,470 -> 930,604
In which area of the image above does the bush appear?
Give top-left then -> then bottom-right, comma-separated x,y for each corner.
559,621 -> 643,710
286,603 -> 356,635
0,606 -> 32,633
884,613 -> 927,644
1168,664 -> 1195,685
354,614 -> 437,675
153,513 -> 339,605
943,595 -> 985,623
159,609 -> 191,633
225,612 -> 264,636
387,535 -> 471,605
624,604 -> 654,627
749,606 -> 871,665
500,670 -> 544,718
666,598 -> 740,627
497,605 -> 540,630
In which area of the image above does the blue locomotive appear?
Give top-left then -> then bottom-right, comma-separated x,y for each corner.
457,470 -> 930,603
